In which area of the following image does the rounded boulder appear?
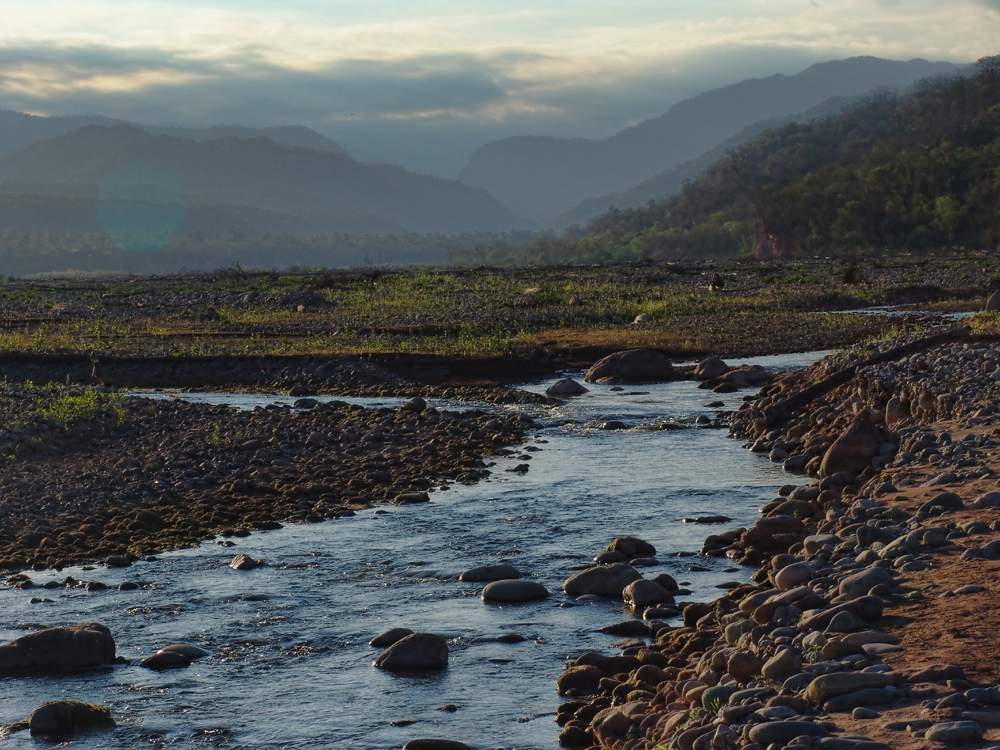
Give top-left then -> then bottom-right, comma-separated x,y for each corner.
481,579 -> 549,603
373,633 -> 449,670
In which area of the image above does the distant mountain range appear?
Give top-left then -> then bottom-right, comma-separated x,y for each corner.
0,110 -> 347,160
0,124 -> 530,235
548,96 -> 860,231
459,57 -> 960,220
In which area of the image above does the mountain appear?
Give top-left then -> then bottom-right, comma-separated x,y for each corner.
548,96 -> 860,231
0,110 -> 347,160
458,57 -> 960,220
463,61 -> 1000,265
0,124 -> 531,234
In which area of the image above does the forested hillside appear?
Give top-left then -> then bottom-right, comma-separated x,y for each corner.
458,57 -> 1000,265
459,57 -> 957,219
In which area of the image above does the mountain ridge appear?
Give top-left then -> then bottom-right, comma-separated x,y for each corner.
0,110 -> 348,161
0,124 -> 532,235
459,57 -> 960,219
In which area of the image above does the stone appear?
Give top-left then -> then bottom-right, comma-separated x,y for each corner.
401,741 -> 473,750
762,649 -> 802,681
622,579 -> 670,609
971,491 -> 1000,509
481,579 -> 549,603
139,651 -> 193,670
557,665 -> 605,696
825,611 -> 867,633
800,595 -> 884,632
954,584 -> 986,595
924,721 -> 982,743
584,349 -> 676,384
394,492 -> 430,505
805,672 -> 892,704
839,567 -> 894,598
775,561 -> 815,590
853,707 -> 879,720
369,628 -> 414,648
373,633 -> 449,670
748,720 -> 827,746
229,554 -> 259,571
29,701 -> 115,735
819,418 -> 885,478
158,644 -> 210,659
694,356 -> 729,381
633,313 -> 652,324
563,564 -> 642,598
546,378 -> 589,396
607,536 -> 656,557
0,623 -> 116,674
885,398 -> 908,427
594,551 -> 627,563
458,564 -> 522,582
727,650 -> 766,682
400,397 -> 427,412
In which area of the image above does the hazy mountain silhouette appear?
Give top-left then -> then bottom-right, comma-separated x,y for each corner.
0,110 -> 348,160
0,124 -> 530,233
548,96 -> 860,231
459,57 -> 959,219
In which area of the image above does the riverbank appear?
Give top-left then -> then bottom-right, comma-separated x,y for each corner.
555,327 -> 1000,749
0,255 -> 989,383
0,382 -> 531,573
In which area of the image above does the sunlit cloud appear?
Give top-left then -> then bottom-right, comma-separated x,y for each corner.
0,0 -> 994,174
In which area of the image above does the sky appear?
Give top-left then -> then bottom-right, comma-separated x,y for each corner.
1,0 -> 998,176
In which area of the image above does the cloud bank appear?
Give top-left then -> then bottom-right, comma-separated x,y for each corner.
0,0 -> 995,175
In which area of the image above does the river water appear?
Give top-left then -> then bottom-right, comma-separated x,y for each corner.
0,352 -> 822,749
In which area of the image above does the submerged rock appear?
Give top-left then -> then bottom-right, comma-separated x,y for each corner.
373,633 -> 449,670
546,378 -> 588,396
229,554 -> 260,571
481,579 -> 548,602
458,564 -> 522,582
29,701 -> 115,735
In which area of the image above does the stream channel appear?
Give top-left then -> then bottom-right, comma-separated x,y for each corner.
1,351 -> 824,749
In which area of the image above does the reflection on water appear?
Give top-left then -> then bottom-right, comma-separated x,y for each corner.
0,352 -> 819,749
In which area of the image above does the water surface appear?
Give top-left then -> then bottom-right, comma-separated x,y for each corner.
0,352 -> 819,749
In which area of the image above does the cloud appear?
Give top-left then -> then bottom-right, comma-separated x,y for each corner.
0,0 -> 995,175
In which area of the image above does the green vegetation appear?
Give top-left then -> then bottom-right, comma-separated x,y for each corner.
0,256 -> 981,360
459,56 -> 1000,265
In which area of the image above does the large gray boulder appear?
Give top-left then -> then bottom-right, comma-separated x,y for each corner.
584,349 -> 675,384
563,563 -> 642,598
373,633 -> 449,670
0,623 -> 116,675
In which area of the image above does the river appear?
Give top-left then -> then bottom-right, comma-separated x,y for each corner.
0,351 -> 822,749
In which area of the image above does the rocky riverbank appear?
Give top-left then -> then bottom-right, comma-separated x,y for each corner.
0,382 -> 532,573
554,330 -> 1000,750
